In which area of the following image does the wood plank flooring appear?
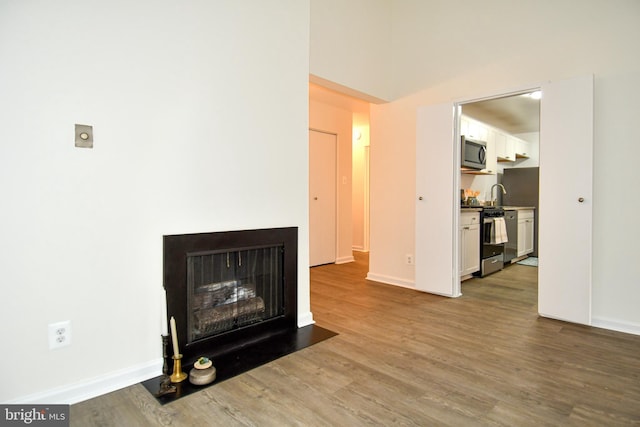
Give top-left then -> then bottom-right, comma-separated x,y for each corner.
71,253 -> 640,426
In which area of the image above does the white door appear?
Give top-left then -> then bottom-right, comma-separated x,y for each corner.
415,104 -> 459,296
538,75 -> 593,325
309,130 -> 337,267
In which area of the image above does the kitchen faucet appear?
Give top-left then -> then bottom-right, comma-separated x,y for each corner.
490,183 -> 507,206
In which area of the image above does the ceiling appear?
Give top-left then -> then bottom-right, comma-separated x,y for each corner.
461,93 -> 540,135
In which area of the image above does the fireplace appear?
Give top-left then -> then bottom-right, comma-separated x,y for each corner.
163,227 -> 297,367
144,226 -> 336,404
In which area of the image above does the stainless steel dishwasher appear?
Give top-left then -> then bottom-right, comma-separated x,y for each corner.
504,210 -> 518,264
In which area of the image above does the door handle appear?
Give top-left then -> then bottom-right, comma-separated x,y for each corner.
578,197 -> 584,203
314,197 -> 318,200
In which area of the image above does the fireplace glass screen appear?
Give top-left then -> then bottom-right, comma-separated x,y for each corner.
186,245 -> 284,344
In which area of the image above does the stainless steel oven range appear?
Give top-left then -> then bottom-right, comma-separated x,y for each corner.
476,206 -> 506,277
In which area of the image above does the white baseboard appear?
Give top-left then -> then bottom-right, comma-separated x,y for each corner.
591,316 -> 640,336
297,311 -> 315,327
335,255 -> 355,264
365,272 -> 415,290
5,359 -> 163,405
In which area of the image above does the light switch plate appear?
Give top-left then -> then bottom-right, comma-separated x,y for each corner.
75,124 -> 93,148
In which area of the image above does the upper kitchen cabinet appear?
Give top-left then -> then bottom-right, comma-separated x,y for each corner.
483,129 -> 498,174
496,132 -> 516,162
462,92 -> 539,167
461,114 -> 538,172
461,116 -> 487,141
515,138 -> 531,159
497,133 -> 531,162
461,116 -> 496,175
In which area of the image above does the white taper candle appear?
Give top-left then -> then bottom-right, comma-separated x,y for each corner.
170,316 -> 180,356
161,290 -> 168,336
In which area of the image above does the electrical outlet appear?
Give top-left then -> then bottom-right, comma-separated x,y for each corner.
49,321 -> 72,350
406,254 -> 414,265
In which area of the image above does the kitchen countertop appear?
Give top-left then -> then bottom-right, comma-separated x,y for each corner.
502,206 -> 535,210
461,205 -> 534,211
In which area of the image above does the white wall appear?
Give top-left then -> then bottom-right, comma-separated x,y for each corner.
352,111 -> 370,252
0,0 -> 311,403
368,0 -> 640,333
310,0 -> 393,102
388,0 -> 640,99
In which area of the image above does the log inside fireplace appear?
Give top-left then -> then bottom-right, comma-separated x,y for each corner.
192,280 -> 265,336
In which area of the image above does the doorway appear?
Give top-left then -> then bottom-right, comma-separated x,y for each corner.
458,91 -> 541,294
308,82 -> 371,267
309,129 -> 337,267
416,75 -> 593,325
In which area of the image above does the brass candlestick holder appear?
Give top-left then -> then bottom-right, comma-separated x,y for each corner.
170,354 -> 188,383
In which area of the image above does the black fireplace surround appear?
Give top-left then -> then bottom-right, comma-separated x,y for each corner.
144,226 -> 336,404
163,227 -> 298,368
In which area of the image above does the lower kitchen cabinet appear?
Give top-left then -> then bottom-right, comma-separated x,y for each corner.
460,211 -> 480,277
517,209 -> 535,257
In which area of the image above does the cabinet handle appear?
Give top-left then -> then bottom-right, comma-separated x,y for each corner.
463,226 -> 470,230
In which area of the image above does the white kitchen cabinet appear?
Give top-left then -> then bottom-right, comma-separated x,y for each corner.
460,118 -> 487,141
515,138 -> 530,158
460,116 -> 469,138
496,132 -> 516,162
460,211 -> 480,277
463,116 -> 533,168
483,129 -> 498,174
494,131 -> 506,160
517,209 -> 534,256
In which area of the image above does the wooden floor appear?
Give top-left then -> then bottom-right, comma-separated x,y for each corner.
72,253 -> 640,426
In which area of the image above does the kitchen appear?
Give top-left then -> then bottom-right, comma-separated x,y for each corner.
458,92 -> 540,283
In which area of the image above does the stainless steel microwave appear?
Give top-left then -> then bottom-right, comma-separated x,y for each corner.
461,136 -> 486,170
